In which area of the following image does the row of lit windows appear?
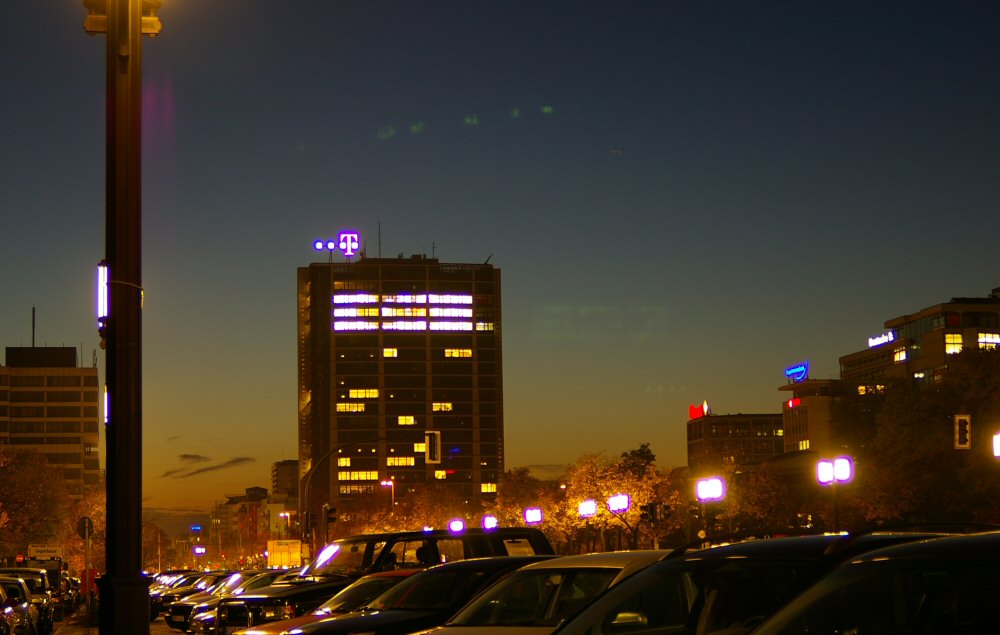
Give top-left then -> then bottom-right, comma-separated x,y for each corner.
432,403 -> 453,411
980,333 -> 999,349
387,456 -> 416,466
337,403 -> 366,412
481,483 -> 497,493
445,349 -> 472,357
339,470 -> 379,481
398,415 -> 415,425
333,321 -> 494,332
348,389 -> 379,398
856,384 -> 886,395
337,307 -> 476,318
333,293 -> 474,305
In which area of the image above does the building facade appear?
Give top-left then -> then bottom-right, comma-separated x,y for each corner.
297,254 -> 504,531
686,411 -> 784,472
0,347 -> 102,497
840,286 -> 1000,382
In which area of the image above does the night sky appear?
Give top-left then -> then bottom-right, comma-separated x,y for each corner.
2,1 -> 998,514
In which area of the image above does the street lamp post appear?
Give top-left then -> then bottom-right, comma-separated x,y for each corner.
82,1 -> 161,633
380,479 -> 395,513
817,456 -> 854,531
696,476 -> 726,544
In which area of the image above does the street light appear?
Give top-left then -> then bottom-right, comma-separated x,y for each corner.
380,479 -> 395,512
817,456 -> 854,531
696,477 -> 726,543
524,507 -> 543,525
607,494 -> 631,513
278,512 -> 291,539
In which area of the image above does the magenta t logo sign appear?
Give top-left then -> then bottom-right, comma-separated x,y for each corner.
339,232 -> 360,257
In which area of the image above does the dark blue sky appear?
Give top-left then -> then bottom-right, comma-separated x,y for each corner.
2,1 -> 998,510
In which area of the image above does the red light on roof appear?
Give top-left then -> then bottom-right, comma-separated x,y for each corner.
787,398 -> 801,409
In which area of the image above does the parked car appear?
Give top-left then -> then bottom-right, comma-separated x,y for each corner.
0,575 -> 41,635
166,571 -> 265,632
421,550 -> 667,635
0,569 -> 53,635
749,530 -> 1000,634
276,555 -> 556,635
152,572 -> 208,620
229,569 -> 417,635
0,582 -> 15,635
153,572 -> 229,621
217,528 -> 555,634
179,570 -> 290,634
541,531 -> 952,635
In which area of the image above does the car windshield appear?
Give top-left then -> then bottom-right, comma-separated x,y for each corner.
305,539 -> 385,578
316,575 -> 408,614
368,568 -> 491,611
451,569 -> 619,626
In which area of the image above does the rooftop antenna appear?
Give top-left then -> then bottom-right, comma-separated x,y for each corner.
432,242 -> 436,259
378,222 -> 382,258
484,254 -> 493,264
32,306 -> 36,347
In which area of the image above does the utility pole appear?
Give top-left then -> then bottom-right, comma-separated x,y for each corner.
82,1 -> 161,632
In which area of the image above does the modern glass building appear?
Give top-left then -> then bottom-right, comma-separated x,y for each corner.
297,253 -> 503,531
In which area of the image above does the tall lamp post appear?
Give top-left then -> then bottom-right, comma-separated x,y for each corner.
696,476 -> 726,544
817,456 -> 854,531
82,1 -> 161,633
380,479 -> 395,513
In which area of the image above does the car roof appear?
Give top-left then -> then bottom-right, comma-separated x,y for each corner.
845,530 -> 1000,563
518,550 -> 667,571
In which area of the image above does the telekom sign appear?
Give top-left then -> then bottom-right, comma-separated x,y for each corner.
313,232 -> 361,257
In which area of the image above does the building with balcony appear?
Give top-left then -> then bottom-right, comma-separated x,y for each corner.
297,253 -> 503,530
0,347 -> 102,497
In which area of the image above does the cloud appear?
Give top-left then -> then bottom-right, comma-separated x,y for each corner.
179,454 -> 210,463
160,468 -> 187,478
176,457 -> 255,478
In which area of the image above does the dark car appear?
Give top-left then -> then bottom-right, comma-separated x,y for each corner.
152,572 -> 208,620
541,531 -> 950,635
216,577 -> 357,634
750,530 -> 1000,634
0,569 -> 53,635
154,572 -> 231,621
172,570 -> 288,634
286,555 -> 556,635
0,575 -> 40,635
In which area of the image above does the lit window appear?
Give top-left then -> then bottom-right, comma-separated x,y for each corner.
333,307 -> 379,317
383,320 -> 427,331
475,322 -> 494,331
481,483 -> 497,493
429,321 -> 473,331
336,403 -> 366,412
382,307 -> 427,317
433,402 -> 453,412
333,293 -> 378,304
798,440 -> 810,450
387,457 -> 415,467
893,347 -> 907,363
384,348 -> 398,357
979,333 -> 1000,349
430,308 -> 473,318
946,333 -> 963,354
334,321 -> 379,331
914,372 -> 925,379
338,471 -> 379,481
337,457 -> 351,467
428,294 -> 472,304
434,470 -> 447,480
413,442 -> 426,453
398,415 -> 415,426
444,349 -> 473,358
776,430 -> 784,436
348,388 -> 379,399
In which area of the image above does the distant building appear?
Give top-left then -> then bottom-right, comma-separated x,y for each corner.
267,459 -> 299,539
0,347 -> 102,497
686,411 -> 784,472
777,378 -> 870,456
297,253 -> 504,532
840,286 -> 1000,382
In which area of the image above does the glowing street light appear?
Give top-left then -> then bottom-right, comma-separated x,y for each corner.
524,507 -> 543,525
448,519 -> 466,534
578,499 -> 598,519
817,456 -> 854,531
380,479 -> 395,512
607,494 -> 631,513
696,477 -> 726,502
994,432 -> 1000,458
481,514 -> 499,531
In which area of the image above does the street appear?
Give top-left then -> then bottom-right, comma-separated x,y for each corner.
54,609 -> 176,635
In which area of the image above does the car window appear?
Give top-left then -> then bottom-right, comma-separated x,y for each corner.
317,576 -> 406,613
453,569 -> 619,626
371,569 -> 491,611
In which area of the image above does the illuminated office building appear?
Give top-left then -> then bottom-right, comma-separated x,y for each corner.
0,347 -> 102,497
297,252 -> 503,527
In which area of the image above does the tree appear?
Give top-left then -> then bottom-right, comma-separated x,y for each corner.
0,449 -> 70,561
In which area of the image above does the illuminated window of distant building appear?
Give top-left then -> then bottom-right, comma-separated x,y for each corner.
893,347 -> 906,363
398,415 -> 415,426
475,322 -> 494,331
914,372 -> 925,379
979,333 -> 1000,349
337,403 -> 365,412
431,308 -> 473,318
337,457 -> 351,467
340,484 -> 377,494
333,293 -> 378,304
333,307 -> 379,317
434,470 -> 447,480
428,294 -> 472,304
945,333 -> 963,354
382,307 -> 427,317
433,402 -> 453,412
349,388 -> 379,399
387,457 -> 415,467
413,442 -> 426,453
776,430 -> 784,436
481,483 -> 497,493
798,440 -> 810,451
444,349 -> 473,358
338,471 -> 379,481
384,348 -> 398,357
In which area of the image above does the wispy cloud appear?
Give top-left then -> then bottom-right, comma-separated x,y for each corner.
159,456 -> 256,478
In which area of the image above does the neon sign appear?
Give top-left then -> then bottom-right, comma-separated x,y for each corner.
313,231 -> 361,257
868,331 -> 895,348
688,400 -> 709,420
785,362 -> 809,383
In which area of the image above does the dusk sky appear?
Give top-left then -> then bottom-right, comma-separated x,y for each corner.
2,1 -> 998,516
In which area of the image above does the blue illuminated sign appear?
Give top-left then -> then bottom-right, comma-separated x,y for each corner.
785,362 -> 809,383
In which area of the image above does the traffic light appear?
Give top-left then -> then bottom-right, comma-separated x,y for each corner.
954,414 -> 971,449
326,506 -> 338,524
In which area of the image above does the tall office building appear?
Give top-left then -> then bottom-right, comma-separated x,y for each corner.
297,253 -> 503,528
0,347 -> 102,497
